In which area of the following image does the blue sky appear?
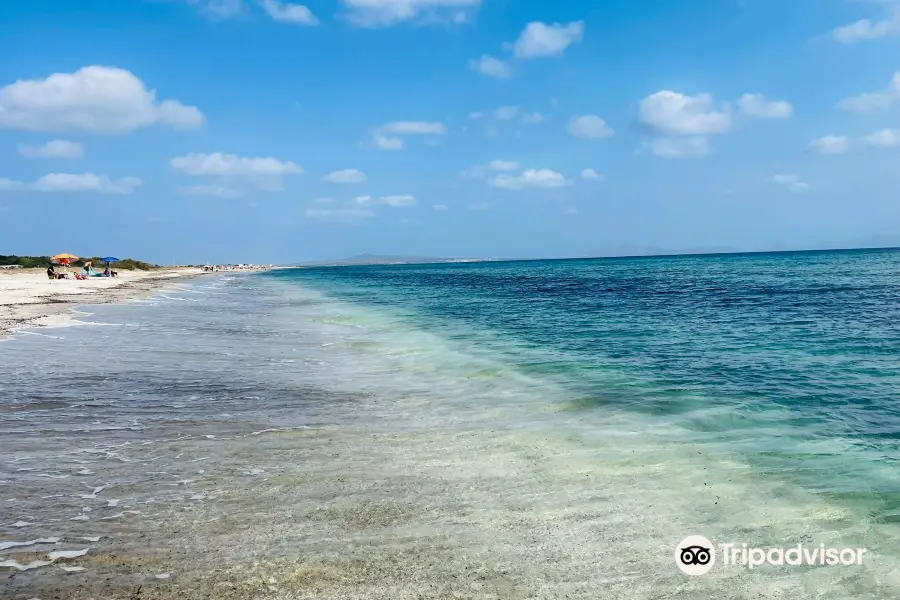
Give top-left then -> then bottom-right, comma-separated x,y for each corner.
1,0 -> 900,263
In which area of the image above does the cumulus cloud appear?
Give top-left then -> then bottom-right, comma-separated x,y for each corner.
176,184 -> 242,198
640,91 -> 731,136
184,0 -> 244,19
468,54 -> 511,79
374,135 -> 404,150
511,21 -> 584,58
488,159 -> 518,171
341,0 -> 481,27
379,194 -> 416,206
809,135 -> 851,155
837,71 -> 900,113
771,174 -> 809,193
865,128 -> 900,148
642,137 -> 710,159
488,168 -> 572,190
18,139 -> 84,158
170,152 -> 302,190
259,0 -> 318,24
567,114 -> 614,139
305,207 -> 374,221
737,93 -> 793,119
0,66 -> 203,133
0,172 -> 142,194
580,168 -> 603,181
378,121 -> 446,135
324,168 -> 367,183
370,121 -> 444,150
354,194 -> 373,206
830,3 -> 900,44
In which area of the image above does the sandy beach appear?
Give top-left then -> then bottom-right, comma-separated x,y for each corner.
0,268 -> 203,339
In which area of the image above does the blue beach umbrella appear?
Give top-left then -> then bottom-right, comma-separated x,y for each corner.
101,256 -> 120,263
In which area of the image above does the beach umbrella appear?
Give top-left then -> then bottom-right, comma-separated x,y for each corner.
51,253 -> 78,265
100,256 -> 119,263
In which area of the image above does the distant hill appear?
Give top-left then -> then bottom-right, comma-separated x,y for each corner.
296,254 -> 500,267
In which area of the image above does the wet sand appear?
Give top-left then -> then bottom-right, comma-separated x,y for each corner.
0,268 -> 204,339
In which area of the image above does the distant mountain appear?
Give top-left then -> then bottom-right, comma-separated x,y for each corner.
296,254 -> 499,267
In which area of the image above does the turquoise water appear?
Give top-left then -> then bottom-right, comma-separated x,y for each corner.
3,250 -> 900,598
273,250 -> 900,516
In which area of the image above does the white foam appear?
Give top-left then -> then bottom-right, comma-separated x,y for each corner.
47,548 -> 89,561
0,537 -> 60,550
106,499 -> 120,508
61,565 -> 85,572
12,521 -> 34,527
36,473 -> 69,479
155,573 -> 170,579
70,515 -> 89,521
0,559 -> 52,571
76,469 -> 94,475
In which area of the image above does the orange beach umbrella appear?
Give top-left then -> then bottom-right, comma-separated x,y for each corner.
51,253 -> 78,265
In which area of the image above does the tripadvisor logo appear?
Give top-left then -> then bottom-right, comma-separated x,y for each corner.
675,536 -> 867,576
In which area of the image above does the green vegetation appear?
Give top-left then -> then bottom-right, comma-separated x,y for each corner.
0,255 -> 160,270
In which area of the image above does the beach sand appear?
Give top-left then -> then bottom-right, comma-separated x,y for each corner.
0,267 -> 203,339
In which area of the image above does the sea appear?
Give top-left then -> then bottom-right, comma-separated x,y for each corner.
2,249 -> 900,599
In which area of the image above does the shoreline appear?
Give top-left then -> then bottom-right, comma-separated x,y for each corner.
0,267 -> 205,340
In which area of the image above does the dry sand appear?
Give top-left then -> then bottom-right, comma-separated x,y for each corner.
0,267 -> 204,339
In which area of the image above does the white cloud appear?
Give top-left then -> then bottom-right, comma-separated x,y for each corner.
468,202 -> 491,210
639,91 -> 731,136
493,106 -> 519,120
354,194 -> 373,206
737,93 -> 793,119
374,135 -> 404,150
580,168 -> 603,181
567,114 -> 614,139
314,196 -> 334,204
18,139 -> 84,158
379,194 -> 416,206
0,66 -> 203,133
378,121 -> 446,135
170,152 -> 301,190
372,121 -> 443,150
171,152 -> 302,176
184,0 -> 244,19
0,172 -> 142,194
488,159 -> 518,171
488,168 -> 572,190
831,3 -> 900,44
771,174 -> 809,193
341,0 -> 481,27
259,0 -> 318,24
837,71 -> 900,113
468,54 -> 511,79
176,184 -> 242,198
432,204 -> 449,211
468,111 -> 484,119
643,137 -> 710,159
521,112 -> 547,124
809,135 -> 851,155
305,207 -> 374,221
512,21 -> 585,59
865,128 -> 900,148
564,206 -> 578,215
324,168 -> 367,183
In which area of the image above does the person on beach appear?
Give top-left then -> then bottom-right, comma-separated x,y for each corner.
47,264 -> 56,279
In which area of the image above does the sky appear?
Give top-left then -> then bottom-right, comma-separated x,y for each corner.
1,0 -> 900,264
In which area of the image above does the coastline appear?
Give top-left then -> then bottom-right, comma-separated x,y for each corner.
0,267 -> 205,340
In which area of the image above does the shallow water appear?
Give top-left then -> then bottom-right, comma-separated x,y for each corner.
2,251 -> 900,599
